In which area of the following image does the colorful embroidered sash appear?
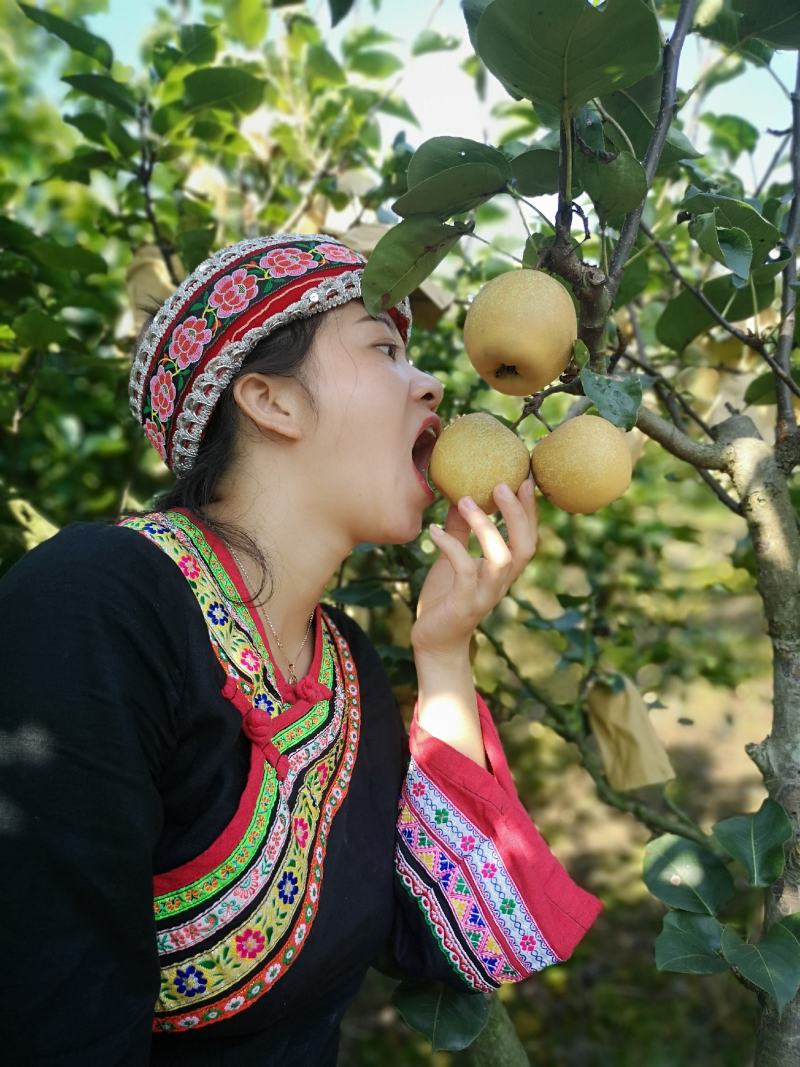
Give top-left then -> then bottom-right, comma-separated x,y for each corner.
118,510 -> 361,1033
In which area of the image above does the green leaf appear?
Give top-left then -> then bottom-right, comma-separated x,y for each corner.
654,911 -> 728,975
350,50 -> 403,80
572,339 -> 590,369
656,274 -> 775,352
176,226 -> 217,272
712,798 -> 793,887
579,368 -> 642,430
777,913 -> 800,944
43,148 -> 117,184
643,834 -> 735,915
721,923 -> 800,1017
475,0 -> 661,112
412,30 -> 460,56
376,95 -> 419,127
182,68 -> 264,115
329,0 -> 357,27
19,3 -> 113,68
62,74 -> 137,117
306,44 -> 346,87
696,0 -> 774,65
614,251 -> 649,308
12,308 -> 71,347
680,187 -> 780,267
393,980 -> 489,1051
688,210 -> 753,280
392,162 -> 508,219
510,147 -> 559,196
361,216 -> 466,314
574,149 -> 646,227
329,583 -> 392,608
600,67 -> 702,168
178,23 -> 218,65
408,137 -> 510,188
223,0 -> 269,48
732,0 -> 800,50
699,113 -> 759,162
744,366 -> 800,406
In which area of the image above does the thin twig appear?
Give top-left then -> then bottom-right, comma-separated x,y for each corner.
640,222 -> 800,400
607,0 -> 698,300
773,54 -> 800,442
137,105 -> 178,286
754,131 -> 791,198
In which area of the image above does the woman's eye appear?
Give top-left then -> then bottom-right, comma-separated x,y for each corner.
376,342 -> 398,360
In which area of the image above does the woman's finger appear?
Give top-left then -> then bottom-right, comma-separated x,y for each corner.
428,524 -> 479,597
456,496 -> 513,598
492,478 -> 538,579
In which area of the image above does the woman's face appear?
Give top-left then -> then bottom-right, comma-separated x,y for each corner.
307,298 -> 445,546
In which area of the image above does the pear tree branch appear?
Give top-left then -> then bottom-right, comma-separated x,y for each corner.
606,0 -> 698,301
773,53 -> 800,444
640,223 -> 800,401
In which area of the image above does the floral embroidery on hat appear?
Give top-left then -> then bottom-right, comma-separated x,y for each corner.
315,242 -> 363,265
150,365 -> 176,421
144,418 -> 167,460
209,267 -> 259,318
169,315 -> 213,369
259,248 -> 316,278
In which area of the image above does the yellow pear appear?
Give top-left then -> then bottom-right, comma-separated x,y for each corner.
429,412 -> 531,514
463,269 -> 578,396
530,414 -> 632,513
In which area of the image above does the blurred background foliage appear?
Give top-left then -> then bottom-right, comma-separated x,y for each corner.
1,0 -> 794,1063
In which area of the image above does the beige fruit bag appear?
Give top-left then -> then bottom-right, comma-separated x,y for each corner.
587,675 -> 675,791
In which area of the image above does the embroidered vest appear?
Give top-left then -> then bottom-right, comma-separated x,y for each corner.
117,509 -> 361,1034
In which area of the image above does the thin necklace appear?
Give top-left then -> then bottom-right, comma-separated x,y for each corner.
228,546 -> 315,686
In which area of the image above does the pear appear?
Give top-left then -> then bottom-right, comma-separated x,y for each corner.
530,414 -> 632,513
463,269 -> 577,396
429,412 -> 531,514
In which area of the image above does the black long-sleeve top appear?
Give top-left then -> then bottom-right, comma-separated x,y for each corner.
0,508 -> 602,1065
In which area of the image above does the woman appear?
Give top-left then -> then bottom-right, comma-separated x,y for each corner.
0,233 -> 603,1065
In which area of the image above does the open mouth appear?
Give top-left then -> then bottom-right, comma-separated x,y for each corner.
411,426 -> 438,488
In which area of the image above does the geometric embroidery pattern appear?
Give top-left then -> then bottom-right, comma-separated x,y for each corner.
395,757 -> 560,990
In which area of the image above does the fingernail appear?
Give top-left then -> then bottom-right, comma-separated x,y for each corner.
429,524 -> 442,537
460,496 -> 477,511
495,483 -> 512,499
522,479 -> 534,497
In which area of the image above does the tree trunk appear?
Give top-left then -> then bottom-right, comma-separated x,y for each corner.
715,417 -> 800,1065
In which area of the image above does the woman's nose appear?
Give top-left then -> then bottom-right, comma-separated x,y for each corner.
411,367 -> 444,409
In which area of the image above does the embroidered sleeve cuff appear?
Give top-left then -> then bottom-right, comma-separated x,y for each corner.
394,690 -> 604,991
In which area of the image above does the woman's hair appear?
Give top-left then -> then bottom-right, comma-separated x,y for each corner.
120,313 -> 323,604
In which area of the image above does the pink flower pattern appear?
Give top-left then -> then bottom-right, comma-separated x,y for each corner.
520,934 -> 538,952
168,316 -> 212,369
209,268 -> 259,318
411,782 -> 426,797
460,834 -> 475,852
240,647 -> 260,673
150,366 -> 176,421
315,242 -> 362,265
317,764 -> 328,787
293,817 -> 309,848
259,248 -> 316,278
143,418 -> 166,460
481,862 -> 497,879
235,928 -> 265,959
178,555 -> 201,580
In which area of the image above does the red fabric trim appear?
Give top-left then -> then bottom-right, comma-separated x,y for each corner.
171,506 -> 324,697
153,742 -> 264,894
408,690 -> 604,962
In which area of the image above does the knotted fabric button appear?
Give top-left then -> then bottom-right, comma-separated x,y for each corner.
280,675 -> 333,706
220,676 -> 289,781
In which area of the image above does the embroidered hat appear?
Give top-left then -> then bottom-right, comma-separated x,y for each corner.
129,233 -> 412,476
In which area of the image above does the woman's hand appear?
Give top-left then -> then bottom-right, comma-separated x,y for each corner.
410,476 -> 538,658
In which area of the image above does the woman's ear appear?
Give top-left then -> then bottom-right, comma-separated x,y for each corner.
231,373 -> 305,442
